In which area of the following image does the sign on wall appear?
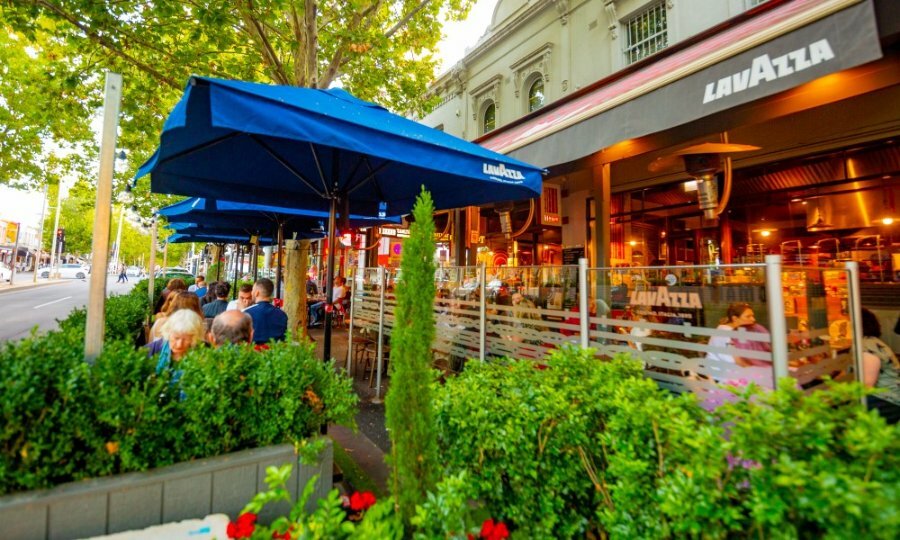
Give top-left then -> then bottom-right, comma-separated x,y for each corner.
541,184 -> 561,226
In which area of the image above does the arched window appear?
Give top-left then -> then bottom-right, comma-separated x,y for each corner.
482,102 -> 496,134
528,79 -> 545,112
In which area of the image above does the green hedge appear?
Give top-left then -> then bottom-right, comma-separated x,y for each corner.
433,348 -> 900,539
0,287 -> 356,494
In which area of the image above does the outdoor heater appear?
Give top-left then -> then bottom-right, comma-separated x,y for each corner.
650,142 -> 760,219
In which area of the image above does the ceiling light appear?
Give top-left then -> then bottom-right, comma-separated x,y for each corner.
883,217 -> 895,225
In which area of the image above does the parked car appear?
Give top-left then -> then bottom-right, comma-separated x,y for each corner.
156,267 -> 194,280
126,266 -> 144,277
40,264 -> 90,279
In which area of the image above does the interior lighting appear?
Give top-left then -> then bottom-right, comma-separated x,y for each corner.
760,230 -> 771,237
629,240 -> 637,246
883,217 -> 895,225
683,180 -> 698,192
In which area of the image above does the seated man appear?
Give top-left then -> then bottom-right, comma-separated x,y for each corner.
202,282 -> 231,318
227,283 -> 254,312
244,278 -> 288,344
208,309 -> 254,347
308,276 -> 346,326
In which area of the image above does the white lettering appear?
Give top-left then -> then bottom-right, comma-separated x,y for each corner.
703,82 -> 717,104
630,287 -> 704,310
808,38 -> 835,65
732,69 -> 751,92
703,39 -> 835,105
482,163 -> 526,181
788,49 -> 812,71
771,54 -> 794,78
749,54 -> 777,88
714,76 -> 732,100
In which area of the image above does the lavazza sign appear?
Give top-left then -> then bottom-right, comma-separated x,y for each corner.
483,162 -> 526,183
702,38 -> 835,104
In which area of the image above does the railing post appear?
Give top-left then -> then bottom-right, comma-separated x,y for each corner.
373,266 -> 387,403
764,255 -> 789,382
844,261 -> 866,404
479,264 -> 486,362
579,258 -> 589,349
346,266 -> 356,374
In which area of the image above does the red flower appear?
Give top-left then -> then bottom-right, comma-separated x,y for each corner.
480,518 -> 510,540
226,512 -> 257,539
349,490 -> 377,511
272,524 -> 294,540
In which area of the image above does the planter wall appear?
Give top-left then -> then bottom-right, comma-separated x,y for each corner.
0,439 -> 333,540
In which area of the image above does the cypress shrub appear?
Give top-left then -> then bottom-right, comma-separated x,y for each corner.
385,188 -> 439,524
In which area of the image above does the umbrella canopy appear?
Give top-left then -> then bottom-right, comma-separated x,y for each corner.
159,197 -> 400,231
168,232 -> 276,245
136,76 -> 545,361
136,77 -> 544,216
165,222 -> 323,240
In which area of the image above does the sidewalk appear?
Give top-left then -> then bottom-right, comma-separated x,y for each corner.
308,326 -> 391,494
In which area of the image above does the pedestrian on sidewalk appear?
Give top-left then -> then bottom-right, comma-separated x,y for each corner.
117,265 -> 128,283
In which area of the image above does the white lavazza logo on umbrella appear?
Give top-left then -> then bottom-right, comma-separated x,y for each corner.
703,38 -> 835,104
483,162 -> 525,182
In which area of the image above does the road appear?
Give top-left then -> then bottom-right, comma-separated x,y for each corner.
0,274 -> 137,342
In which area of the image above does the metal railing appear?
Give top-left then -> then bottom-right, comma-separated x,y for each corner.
348,256 -> 863,407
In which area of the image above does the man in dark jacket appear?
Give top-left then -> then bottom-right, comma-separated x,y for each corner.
202,282 -> 231,318
244,278 -> 287,344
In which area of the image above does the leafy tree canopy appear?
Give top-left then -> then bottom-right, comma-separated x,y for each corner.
0,0 -> 474,214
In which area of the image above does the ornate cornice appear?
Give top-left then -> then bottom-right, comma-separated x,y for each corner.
604,1 -> 618,40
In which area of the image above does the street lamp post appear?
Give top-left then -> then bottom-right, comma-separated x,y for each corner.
112,184 -> 132,275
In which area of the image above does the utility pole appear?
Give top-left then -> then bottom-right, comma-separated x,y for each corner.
33,184 -> 49,283
84,71 -> 122,363
49,183 -> 62,278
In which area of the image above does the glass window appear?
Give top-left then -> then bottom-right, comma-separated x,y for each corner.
746,0 -> 769,7
528,79 -> 545,112
623,2 -> 668,65
482,102 -> 496,134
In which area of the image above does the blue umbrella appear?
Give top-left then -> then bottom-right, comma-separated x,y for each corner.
159,197 -> 399,292
136,76 -> 545,360
168,232 -> 276,245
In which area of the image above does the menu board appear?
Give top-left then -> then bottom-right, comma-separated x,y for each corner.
562,246 -> 585,265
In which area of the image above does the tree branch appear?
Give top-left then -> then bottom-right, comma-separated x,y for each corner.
34,0 -> 181,89
385,0 -> 432,39
235,0 -> 290,85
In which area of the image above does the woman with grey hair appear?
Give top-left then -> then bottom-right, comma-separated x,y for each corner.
146,308 -> 206,374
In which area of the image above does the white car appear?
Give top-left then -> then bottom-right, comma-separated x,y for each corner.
126,266 -> 144,277
40,264 -> 90,279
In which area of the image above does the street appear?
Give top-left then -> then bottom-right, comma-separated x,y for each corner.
0,274 -> 137,342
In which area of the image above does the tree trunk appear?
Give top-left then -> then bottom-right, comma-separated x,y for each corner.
284,239 -> 310,340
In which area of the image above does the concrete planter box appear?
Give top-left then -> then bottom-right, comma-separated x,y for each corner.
0,439 -> 332,540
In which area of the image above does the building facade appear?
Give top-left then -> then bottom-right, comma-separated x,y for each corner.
420,0 -> 899,347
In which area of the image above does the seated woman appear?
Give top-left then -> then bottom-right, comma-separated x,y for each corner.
150,290 -> 204,341
860,308 -> 899,424
146,309 -> 206,375
706,303 -> 771,367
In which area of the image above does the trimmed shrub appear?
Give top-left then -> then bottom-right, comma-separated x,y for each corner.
0,336 -> 356,495
433,348 -> 900,539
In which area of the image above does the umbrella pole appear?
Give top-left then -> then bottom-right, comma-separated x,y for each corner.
233,244 -> 241,295
323,196 -> 337,362
276,221 -> 284,298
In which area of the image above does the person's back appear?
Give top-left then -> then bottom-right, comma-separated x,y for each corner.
245,278 -> 287,343
202,282 -> 231,318
209,310 -> 254,347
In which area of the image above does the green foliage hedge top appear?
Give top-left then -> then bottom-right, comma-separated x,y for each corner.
433,348 -> 900,539
0,283 -> 357,495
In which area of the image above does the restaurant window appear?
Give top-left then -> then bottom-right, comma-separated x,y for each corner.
527,78 -> 545,112
482,102 -> 496,134
623,1 -> 668,65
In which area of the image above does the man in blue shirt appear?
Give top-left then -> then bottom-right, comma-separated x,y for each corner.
244,278 -> 287,344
